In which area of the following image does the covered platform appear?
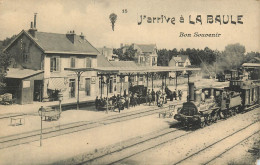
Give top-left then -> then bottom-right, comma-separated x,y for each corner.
65,66 -> 201,110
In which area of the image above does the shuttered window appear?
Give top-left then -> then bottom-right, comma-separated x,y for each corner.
70,57 -> 76,68
50,56 -> 60,72
86,57 -> 92,68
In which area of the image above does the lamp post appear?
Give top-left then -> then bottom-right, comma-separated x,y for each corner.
105,75 -> 110,114
100,75 -> 103,98
57,92 -> 63,114
38,106 -> 44,147
75,71 -> 84,110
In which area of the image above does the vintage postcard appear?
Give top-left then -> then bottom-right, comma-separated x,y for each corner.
0,0 -> 259,164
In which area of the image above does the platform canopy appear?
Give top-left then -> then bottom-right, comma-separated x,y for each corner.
64,66 -> 200,75
242,63 -> 260,69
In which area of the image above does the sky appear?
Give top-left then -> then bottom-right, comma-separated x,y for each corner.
0,0 -> 259,52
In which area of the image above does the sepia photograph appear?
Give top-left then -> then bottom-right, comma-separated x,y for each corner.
0,0 -> 259,164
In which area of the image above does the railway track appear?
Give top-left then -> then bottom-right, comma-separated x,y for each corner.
0,103 -> 181,149
56,104 -> 259,165
205,131 -> 259,165
56,127 -> 190,165
173,120 -> 259,165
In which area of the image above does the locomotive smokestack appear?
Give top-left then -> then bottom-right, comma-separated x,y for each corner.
188,82 -> 195,101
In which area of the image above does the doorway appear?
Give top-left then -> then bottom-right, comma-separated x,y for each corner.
85,78 -> 91,96
69,79 -> 75,98
34,80 -> 43,101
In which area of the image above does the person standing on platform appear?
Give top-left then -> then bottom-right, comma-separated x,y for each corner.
178,90 -> 183,101
148,89 -> 152,106
151,90 -> 155,105
173,89 -> 177,100
156,90 -> 159,105
95,96 -> 99,110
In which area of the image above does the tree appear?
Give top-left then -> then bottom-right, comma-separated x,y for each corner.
222,43 -> 245,69
157,49 -> 169,66
243,51 -> 260,63
0,35 -> 17,52
0,52 -> 12,87
123,45 -> 137,61
168,48 -> 178,61
113,45 -> 137,61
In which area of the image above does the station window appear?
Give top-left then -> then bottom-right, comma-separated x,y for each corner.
140,57 -> 144,63
70,57 -> 76,68
21,43 -> 29,63
86,57 -> 92,68
139,75 -> 144,81
50,57 -> 60,72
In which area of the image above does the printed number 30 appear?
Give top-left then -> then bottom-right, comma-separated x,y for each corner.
122,9 -> 127,13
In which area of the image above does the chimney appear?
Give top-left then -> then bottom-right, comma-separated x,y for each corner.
66,30 -> 76,43
29,13 -> 37,38
34,13 -> 37,28
80,32 -> 85,40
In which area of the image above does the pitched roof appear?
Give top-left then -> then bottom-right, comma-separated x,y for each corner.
5,30 -> 100,55
110,61 -> 138,68
6,68 -> 44,79
254,57 -> 260,62
97,54 -> 114,67
177,55 -> 189,62
135,44 -> 156,53
172,57 -> 182,62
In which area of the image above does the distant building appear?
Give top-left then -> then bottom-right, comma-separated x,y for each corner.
98,46 -> 118,61
169,55 -> 191,67
248,57 -> 260,63
121,43 -> 158,66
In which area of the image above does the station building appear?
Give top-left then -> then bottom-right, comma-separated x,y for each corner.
3,15 -> 101,104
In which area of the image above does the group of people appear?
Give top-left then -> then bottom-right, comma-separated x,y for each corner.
95,88 -> 183,112
95,95 -> 127,113
146,89 -> 167,107
173,89 -> 183,101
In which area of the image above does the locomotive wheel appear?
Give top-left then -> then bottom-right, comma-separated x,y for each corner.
200,121 -> 206,128
212,114 -> 218,123
206,118 -> 212,125
232,109 -> 237,116
219,111 -> 225,119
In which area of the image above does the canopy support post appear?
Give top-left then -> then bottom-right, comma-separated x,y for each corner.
106,75 -> 110,114
152,73 -> 154,92
76,71 -> 84,110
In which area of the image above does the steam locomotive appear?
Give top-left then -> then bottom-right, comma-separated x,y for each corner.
174,80 -> 260,128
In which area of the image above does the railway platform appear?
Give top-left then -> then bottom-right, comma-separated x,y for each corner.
0,99 -> 184,137
0,100 -> 184,165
